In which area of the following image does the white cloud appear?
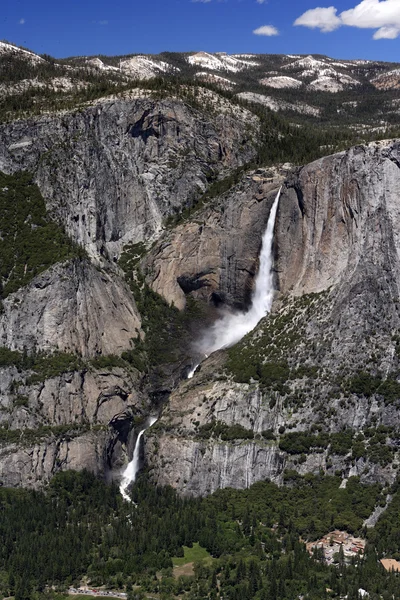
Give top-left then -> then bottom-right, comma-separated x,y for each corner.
294,6 -> 341,32
18,18 -> 25,25
373,25 -> 400,38
253,24 -> 279,36
191,0 -> 212,3
341,0 -> 400,28
256,0 -> 268,4
295,0 -> 400,39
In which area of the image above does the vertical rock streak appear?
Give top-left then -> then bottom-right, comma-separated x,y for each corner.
197,187 -> 281,356
120,416 -> 157,501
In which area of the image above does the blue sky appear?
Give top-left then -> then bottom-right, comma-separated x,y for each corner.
2,0 -> 400,61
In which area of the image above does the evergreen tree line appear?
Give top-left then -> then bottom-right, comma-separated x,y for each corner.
0,471 -> 400,599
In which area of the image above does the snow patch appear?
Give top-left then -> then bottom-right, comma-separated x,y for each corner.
119,56 -> 178,79
195,72 -> 235,89
86,57 -> 120,72
350,59 -> 372,65
259,76 -> 302,90
188,51 -> 259,73
309,73 -> 360,93
237,92 -> 319,116
232,53 -> 258,59
0,41 -> 44,64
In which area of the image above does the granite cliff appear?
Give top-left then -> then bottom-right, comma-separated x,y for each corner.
1,81 -> 400,495
145,139 -> 400,495
143,166 -> 289,311
0,90 -> 259,259
0,89 -> 260,487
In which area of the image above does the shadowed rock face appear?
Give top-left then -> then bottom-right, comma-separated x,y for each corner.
143,169 -> 286,310
0,92 -> 259,260
145,140 -> 400,496
0,431 -> 109,488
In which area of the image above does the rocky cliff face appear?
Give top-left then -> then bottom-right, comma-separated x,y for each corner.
0,430 -> 108,488
276,139 -> 400,297
0,258 -> 141,357
3,85 -> 400,495
0,360 -> 148,488
0,88 -> 260,488
0,90 -> 259,260
145,139 -> 400,496
143,167 -> 286,311
0,251 -> 148,487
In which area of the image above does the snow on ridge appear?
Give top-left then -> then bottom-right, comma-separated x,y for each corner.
195,71 -> 235,89
231,53 -> 258,59
301,66 -> 338,79
259,76 -> 302,90
0,76 -> 88,98
283,55 -> 353,76
86,57 -> 120,72
372,68 -> 400,80
0,41 -> 44,64
237,91 -> 319,116
281,54 -> 361,90
350,59 -> 372,65
283,55 -> 328,72
326,60 -> 351,69
187,51 -> 259,73
119,55 -> 178,79
309,73 -> 360,93
85,55 -> 176,79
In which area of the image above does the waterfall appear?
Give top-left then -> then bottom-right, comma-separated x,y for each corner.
187,353 -> 208,379
195,187 -> 281,359
120,416 -> 157,502
187,365 -> 198,379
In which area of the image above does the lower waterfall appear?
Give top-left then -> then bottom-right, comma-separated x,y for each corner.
192,187 -> 281,367
120,416 -> 157,502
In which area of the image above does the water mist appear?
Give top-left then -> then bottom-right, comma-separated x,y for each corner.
191,187 -> 281,368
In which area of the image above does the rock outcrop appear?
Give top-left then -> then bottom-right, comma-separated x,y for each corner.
145,139 -> 400,496
0,362 -> 149,488
0,258 -> 141,357
143,168 -> 286,310
0,91 -> 259,259
0,430 -> 109,489
276,139 -> 400,297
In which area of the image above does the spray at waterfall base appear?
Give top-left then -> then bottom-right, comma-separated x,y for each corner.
188,187 -> 281,377
120,188 -> 281,497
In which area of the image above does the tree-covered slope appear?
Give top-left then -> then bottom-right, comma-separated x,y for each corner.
1,469 -> 400,600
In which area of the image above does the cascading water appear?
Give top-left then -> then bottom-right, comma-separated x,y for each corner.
187,365 -> 198,379
187,354 -> 208,379
194,187 -> 281,360
120,416 -> 157,502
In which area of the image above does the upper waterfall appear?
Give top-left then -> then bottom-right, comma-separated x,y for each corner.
196,187 -> 281,357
